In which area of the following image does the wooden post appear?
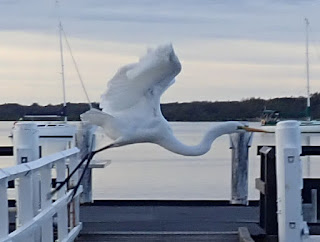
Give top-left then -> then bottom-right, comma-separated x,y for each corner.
257,146 -> 278,235
229,131 -> 252,205
76,123 -> 95,203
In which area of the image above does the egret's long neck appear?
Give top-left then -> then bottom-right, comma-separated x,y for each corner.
158,122 -> 240,156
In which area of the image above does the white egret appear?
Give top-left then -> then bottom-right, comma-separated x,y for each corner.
50,44 -> 264,198
80,43 -> 264,155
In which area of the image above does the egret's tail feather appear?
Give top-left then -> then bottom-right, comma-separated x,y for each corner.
80,108 -> 118,130
81,109 -> 122,141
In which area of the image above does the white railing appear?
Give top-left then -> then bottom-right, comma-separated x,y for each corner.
0,147 -> 82,242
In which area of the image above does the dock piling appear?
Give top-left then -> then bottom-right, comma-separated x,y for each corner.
275,121 -> 308,241
229,131 -> 252,205
76,123 -> 96,204
13,123 -> 40,229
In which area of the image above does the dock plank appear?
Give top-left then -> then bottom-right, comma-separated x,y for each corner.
76,233 -> 239,241
77,201 -> 264,241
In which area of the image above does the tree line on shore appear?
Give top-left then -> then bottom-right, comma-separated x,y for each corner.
2,93 -> 320,121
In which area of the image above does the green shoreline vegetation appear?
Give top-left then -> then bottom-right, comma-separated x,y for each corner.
2,93 -> 320,121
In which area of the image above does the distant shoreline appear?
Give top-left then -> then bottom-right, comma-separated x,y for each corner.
1,93 -> 320,121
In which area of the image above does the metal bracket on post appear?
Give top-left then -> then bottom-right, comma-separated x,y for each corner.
17,149 -> 30,164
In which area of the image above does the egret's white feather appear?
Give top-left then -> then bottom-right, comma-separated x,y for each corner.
100,43 -> 181,116
80,108 -> 123,140
81,44 -> 261,156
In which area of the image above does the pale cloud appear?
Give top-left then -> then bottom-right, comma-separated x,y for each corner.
0,0 -> 320,104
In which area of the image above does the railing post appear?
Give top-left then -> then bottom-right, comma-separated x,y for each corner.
40,165 -> 53,242
0,146 -> 81,241
69,153 -> 80,228
56,159 -> 68,240
0,171 -> 8,238
13,123 -> 39,231
275,121 -> 308,242
229,131 -> 252,205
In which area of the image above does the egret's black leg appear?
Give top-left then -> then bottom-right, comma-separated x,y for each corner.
69,143 -> 115,200
48,143 -> 114,199
48,153 -> 89,199
70,152 -> 94,200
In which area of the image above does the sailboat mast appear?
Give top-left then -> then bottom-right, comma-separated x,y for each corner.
305,18 -> 311,121
59,21 -> 67,122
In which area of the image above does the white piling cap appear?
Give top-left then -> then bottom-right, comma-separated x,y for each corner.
276,120 -> 301,153
276,120 -> 299,129
13,122 -> 38,130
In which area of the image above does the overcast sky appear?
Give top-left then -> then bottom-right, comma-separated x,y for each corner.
1,0 -> 320,105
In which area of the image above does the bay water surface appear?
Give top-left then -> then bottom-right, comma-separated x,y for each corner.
1,121 -> 319,200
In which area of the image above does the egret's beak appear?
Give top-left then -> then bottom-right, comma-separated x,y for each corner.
237,126 -> 268,133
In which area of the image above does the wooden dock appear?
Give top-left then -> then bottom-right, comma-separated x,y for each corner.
76,200 -> 264,241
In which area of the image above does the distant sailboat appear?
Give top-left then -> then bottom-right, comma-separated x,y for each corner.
300,18 -> 320,127
10,21 -> 77,143
11,10 -> 91,149
261,18 -> 320,133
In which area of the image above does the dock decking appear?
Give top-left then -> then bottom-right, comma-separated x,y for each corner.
76,200 -> 264,241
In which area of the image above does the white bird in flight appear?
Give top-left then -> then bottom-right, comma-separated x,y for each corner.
51,43 -> 265,198
80,43 -> 264,156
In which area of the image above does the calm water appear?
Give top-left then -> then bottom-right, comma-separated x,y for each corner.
1,121 -> 320,200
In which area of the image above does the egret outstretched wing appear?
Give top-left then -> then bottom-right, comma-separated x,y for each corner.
100,44 -> 181,116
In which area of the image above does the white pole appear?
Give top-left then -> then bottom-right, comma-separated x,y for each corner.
276,121 -> 307,242
59,21 -> 67,122
13,123 -> 39,234
305,18 -> 311,121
